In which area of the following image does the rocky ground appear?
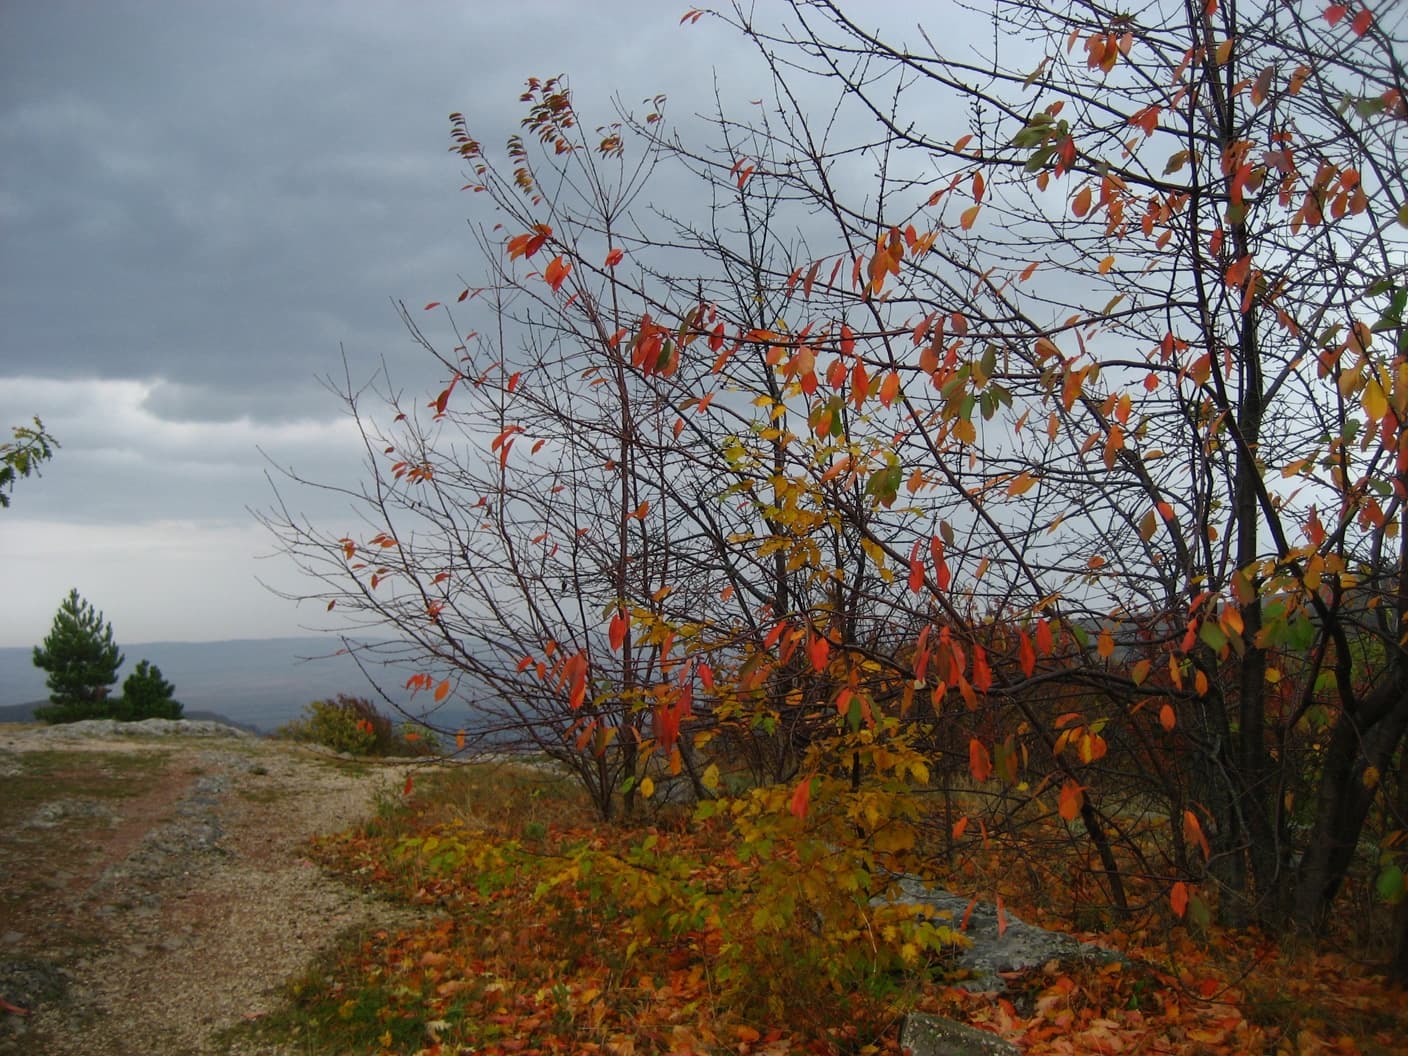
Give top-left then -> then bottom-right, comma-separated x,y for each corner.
0,719 -> 429,1056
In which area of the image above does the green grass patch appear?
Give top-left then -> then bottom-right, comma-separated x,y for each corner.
0,749 -> 171,830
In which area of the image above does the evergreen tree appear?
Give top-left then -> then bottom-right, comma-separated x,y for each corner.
32,589 -> 124,724
117,660 -> 183,721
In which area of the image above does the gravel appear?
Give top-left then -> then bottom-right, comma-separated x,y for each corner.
0,724 -> 428,1056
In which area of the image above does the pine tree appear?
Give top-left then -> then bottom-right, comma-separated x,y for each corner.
117,660 -> 183,721
32,589 -> 124,724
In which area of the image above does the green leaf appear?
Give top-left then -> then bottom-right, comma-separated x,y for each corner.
1187,892 -> 1212,930
1199,621 -> 1229,652
1376,864 -> 1405,904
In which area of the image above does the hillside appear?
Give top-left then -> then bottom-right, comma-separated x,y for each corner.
0,638 -> 477,733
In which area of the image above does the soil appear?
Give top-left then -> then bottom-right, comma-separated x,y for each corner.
0,721 -> 431,1056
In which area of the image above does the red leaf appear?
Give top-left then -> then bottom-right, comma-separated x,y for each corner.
604,247 -> 625,267
1035,618 -> 1054,655
1170,880 -> 1190,918
1183,809 -> 1211,859
960,894 -> 979,931
789,777 -> 812,819
808,634 -> 830,672
543,255 -> 572,292
1325,4 -> 1348,27
971,645 -> 992,692
424,301 -> 441,311
1018,631 -> 1036,677
908,540 -> 926,593
608,609 -> 628,652
930,536 -> 951,591
840,323 -> 855,357
969,738 -> 993,782
1058,779 -> 1084,821
1352,7 -> 1372,34
403,775 -> 414,796
996,894 -> 1008,936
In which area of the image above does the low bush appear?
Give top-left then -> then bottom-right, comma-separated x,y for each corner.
276,695 -> 433,757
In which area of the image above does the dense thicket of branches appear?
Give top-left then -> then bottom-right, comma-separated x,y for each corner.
266,0 -> 1408,976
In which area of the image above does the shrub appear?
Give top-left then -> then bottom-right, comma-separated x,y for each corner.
277,695 -> 431,757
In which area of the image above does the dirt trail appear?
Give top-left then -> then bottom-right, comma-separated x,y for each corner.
0,722 -> 428,1056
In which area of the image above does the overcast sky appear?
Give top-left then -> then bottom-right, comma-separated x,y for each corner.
2,0 -> 990,649
0,0 -> 766,647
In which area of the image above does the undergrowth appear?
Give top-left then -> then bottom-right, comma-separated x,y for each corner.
237,761 -> 1408,1056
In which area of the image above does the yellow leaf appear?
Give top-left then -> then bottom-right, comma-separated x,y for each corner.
1098,254 -> 1115,274
702,763 -> 720,792
1363,766 -> 1380,789
1363,377 -> 1388,421
1215,38 -> 1234,65
960,204 -> 982,230
640,776 -> 655,799
1007,471 -> 1039,497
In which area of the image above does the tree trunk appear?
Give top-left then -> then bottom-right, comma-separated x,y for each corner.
1292,673 -> 1408,928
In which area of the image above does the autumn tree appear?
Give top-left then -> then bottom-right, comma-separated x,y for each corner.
33,589 -> 124,723
666,0 -> 1407,945
269,0 -> 1408,976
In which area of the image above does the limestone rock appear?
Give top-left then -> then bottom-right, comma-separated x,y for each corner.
889,875 -> 1122,991
900,1012 -> 1020,1056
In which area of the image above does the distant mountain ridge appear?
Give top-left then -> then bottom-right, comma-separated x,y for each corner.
0,637 -> 475,734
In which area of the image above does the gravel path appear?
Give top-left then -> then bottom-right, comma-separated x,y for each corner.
0,720 -> 430,1056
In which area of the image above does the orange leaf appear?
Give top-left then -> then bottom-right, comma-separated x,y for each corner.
434,679 -> 451,702
1184,809 -> 1211,859
959,203 -> 981,230
789,777 -> 812,819
1072,185 -> 1093,218
1018,631 -> 1036,677
1035,618 -> 1054,655
1170,880 -> 1190,918
604,247 -> 624,267
543,255 -> 572,293
455,729 -> 466,751
1058,779 -> 1084,821
969,738 -> 993,782
608,609 -> 628,652
908,540 -> 926,593
971,646 -> 992,692
996,894 -> 1008,936
1160,703 -> 1177,731
930,536 -> 951,591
